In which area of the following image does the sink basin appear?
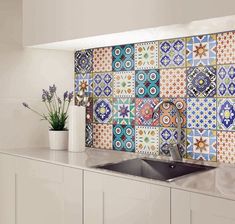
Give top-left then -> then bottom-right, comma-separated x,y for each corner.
95,158 -> 216,182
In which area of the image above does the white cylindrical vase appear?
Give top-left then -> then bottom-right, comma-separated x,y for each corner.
68,105 -> 86,152
49,130 -> 68,150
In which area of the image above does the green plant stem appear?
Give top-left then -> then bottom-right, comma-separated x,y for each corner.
44,101 -> 51,113
65,101 -> 71,114
27,107 -> 47,120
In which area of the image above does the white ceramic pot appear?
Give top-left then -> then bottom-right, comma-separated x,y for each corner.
49,130 -> 68,150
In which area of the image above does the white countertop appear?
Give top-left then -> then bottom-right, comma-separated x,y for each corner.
0,147 -> 235,201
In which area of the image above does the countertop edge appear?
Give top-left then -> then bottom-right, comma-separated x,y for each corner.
0,148 -> 235,202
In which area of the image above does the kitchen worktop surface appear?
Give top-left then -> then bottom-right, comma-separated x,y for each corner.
0,147 -> 234,201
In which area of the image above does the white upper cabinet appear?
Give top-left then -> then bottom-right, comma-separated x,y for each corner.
22,0 -> 235,46
84,170 -> 170,224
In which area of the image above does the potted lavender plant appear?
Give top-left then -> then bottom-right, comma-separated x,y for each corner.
23,84 -> 73,150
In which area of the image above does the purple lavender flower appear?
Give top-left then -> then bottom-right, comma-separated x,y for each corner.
42,89 -> 52,102
68,91 -> 73,102
57,97 -> 62,104
49,84 -> 56,95
63,91 -> 68,100
22,102 -> 29,108
42,92 -> 46,102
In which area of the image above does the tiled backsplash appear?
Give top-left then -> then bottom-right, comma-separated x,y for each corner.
74,31 -> 235,164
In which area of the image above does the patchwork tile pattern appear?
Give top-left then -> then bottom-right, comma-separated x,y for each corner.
217,65 -> 235,97
159,38 -> 186,68
160,68 -> 187,98
159,98 -> 187,128
187,66 -> 216,97
135,42 -> 158,69
74,49 -> 93,73
135,69 -> 160,98
113,124 -> 135,152
93,98 -> 112,123
217,31 -> 235,64
75,73 -> 92,94
160,128 -> 186,156
112,44 -> 134,71
217,98 -> 235,131
136,98 -> 159,126
187,129 -> 217,161
75,29 -> 235,164
93,73 -> 113,97
186,35 -> 216,66
93,47 -> 112,72
113,71 -> 135,97
217,131 -> 235,164
187,98 -> 217,130
93,124 -> 112,149
113,98 -> 135,125
85,124 -> 93,147
135,126 -> 159,155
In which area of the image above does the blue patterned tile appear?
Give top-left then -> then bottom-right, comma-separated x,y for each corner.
187,66 -> 216,97
75,73 -> 92,94
74,49 -> 93,73
187,98 -> 217,129
217,65 -> 235,97
113,124 -> 135,152
93,98 -> 112,123
217,98 -> 235,131
112,44 -> 134,71
160,128 -> 186,156
159,38 -> 186,68
186,34 -> 216,67
135,69 -> 160,98
187,129 -> 217,161
93,72 -> 113,97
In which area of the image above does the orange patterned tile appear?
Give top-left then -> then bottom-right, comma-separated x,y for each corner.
217,31 -> 235,64
93,47 -> 112,72
160,68 -> 187,98
159,98 -> 187,128
93,124 -> 113,150
217,131 -> 235,164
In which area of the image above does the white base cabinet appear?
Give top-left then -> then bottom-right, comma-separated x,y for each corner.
2,152 -> 235,224
0,154 -> 15,224
0,154 -> 83,224
84,171 -> 170,224
171,189 -> 235,224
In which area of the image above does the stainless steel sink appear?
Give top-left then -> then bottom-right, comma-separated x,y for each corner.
95,158 -> 216,182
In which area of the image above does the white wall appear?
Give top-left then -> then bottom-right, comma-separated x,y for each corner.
23,0 -> 235,46
0,0 -> 73,149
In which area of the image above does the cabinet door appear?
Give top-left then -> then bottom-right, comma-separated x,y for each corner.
84,171 -> 170,224
15,157 -> 83,224
0,154 -> 16,224
171,189 -> 235,224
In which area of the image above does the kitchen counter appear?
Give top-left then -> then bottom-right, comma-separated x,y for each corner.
0,147 -> 234,201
